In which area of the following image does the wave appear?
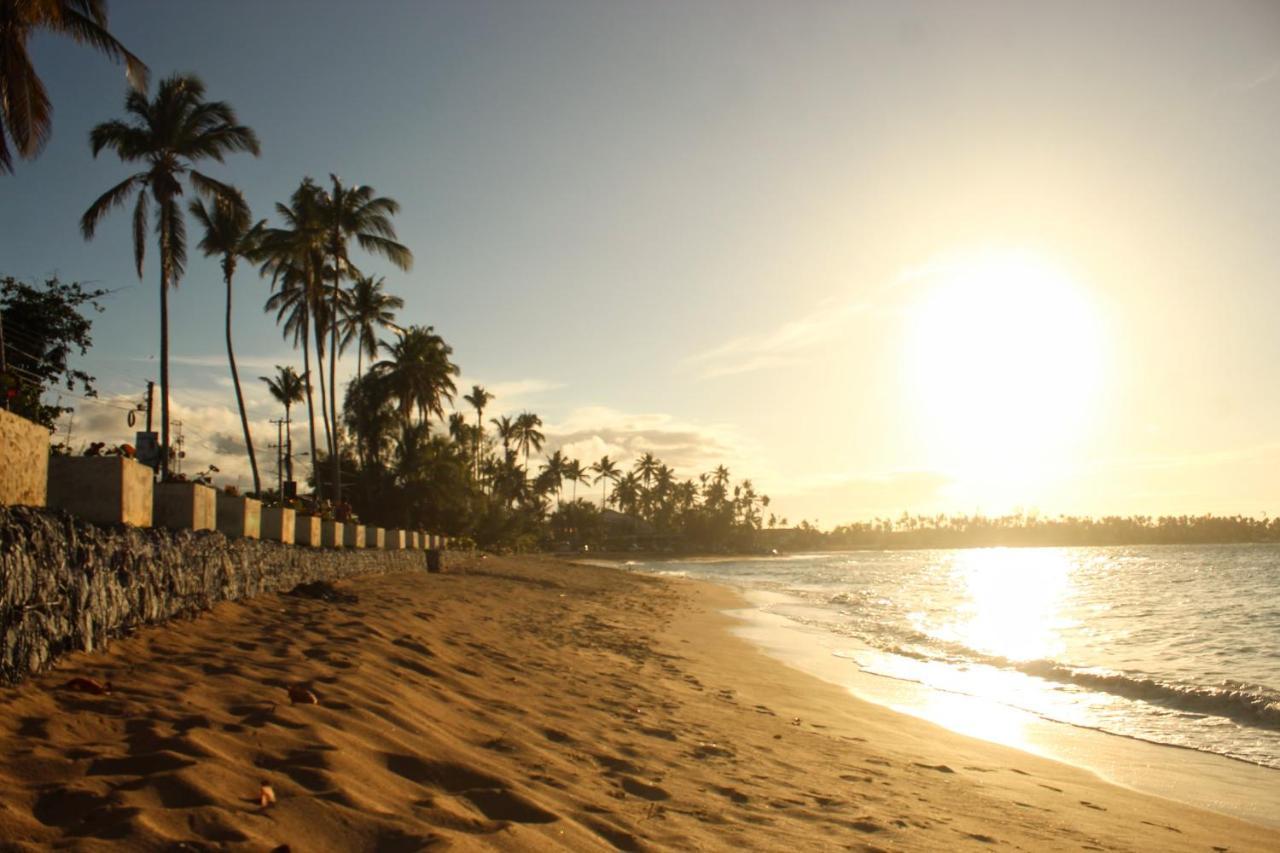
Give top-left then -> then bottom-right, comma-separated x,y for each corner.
1013,662 -> 1280,729
863,635 -> 1280,730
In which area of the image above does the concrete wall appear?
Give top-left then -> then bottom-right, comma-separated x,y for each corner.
0,409 -> 49,508
0,505 -> 433,685
154,482 -> 216,531
47,456 -> 153,527
261,506 -> 295,545
215,494 -> 261,540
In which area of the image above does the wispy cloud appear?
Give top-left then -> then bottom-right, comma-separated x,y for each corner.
1238,59 -> 1280,91
687,298 -> 870,379
464,377 -> 565,401
544,406 -> 754,480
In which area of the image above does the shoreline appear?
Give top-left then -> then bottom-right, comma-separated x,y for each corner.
719,585 -> 1280,829
0,557 -> 1275,850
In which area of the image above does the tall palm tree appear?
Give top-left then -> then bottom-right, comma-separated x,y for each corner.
260,365 -> 305,483
190,187 -> 263,494
321,176 -> 413,503
374,325 -> 458,432
540,449 -> 567,507
463,384 -> 492,482
0,0 -> 146,173
563,458 -> 589,503
590,455 -> 621,509
260,178 -> 328,493
490,415 -> 516,460
634,452 -> 659,489
340,274 -> 402,379
81,73 -> 259,479
514,411 -> 545,477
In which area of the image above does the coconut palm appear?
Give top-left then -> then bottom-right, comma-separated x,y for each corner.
260,365 -> 305,482
563,458 -> 589,503
514,411 -> 545,477
260,178 -> 331,491
539,449 -> 567,506
490,415 -> 516,459
0,0 -> 146,173
321,176 -> 413,503
614,472 -> 641,516
463,384 -> 492,482
81,73 -> 259,479
340,274 -> 402,379
374,325 -> 458,432
590,455 -> 621,509
189,188 -> 264,494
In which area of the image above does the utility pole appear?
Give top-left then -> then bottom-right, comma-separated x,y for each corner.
145,380 -> 154,432
0,313 -> 8,412
271,418 -> 285,498
172,419 -> 184,476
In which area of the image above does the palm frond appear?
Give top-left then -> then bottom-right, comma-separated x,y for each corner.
80,172 -> 144,239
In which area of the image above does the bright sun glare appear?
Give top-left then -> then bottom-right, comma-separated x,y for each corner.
905,249 -> 1104,505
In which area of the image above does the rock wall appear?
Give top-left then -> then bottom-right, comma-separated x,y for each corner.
0,505 -> 430,685
0,409 -> 49,507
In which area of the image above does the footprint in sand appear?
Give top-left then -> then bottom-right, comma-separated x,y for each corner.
912,763 -> 955,774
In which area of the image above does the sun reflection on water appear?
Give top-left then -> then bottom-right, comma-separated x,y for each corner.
941,548 -> 1074,663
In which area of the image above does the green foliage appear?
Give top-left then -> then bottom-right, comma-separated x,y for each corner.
0,275 -> 106,428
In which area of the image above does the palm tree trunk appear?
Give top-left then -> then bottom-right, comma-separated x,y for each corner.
301,311 -> 321,500
225,266 -> 261,494
314,320 -> 332,461
284,402 -> 294,483
330,263 -> 341,504
473,409 -> 482,483
158,221 -> 171,481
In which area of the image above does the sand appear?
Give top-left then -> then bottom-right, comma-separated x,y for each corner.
0,555 -> 1275,851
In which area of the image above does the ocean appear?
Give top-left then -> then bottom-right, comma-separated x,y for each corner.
627,544 -> 1280,814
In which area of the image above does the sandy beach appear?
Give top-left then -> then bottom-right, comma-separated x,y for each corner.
0,556 -> 1275,852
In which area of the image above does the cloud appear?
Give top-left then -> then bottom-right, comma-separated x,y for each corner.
687,298 -> 870,379
454,377 -> 565,405
137,353 -> 295,371
543,406 -> 754,480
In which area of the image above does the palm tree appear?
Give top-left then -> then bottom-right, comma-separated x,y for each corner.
590,455 -> 621,509
514,411 -> 545,477
321,176 -> 413,503
540,449 -> 567,507
490,415 -> 516,460
634,452 -> 659,489
260,365 -> 305,483
190,187 -> 263,494
260,178 -> 329,493
614,472 -> 641,516
0,0 -> 146,173
374,325 -> 458,432
340,274 -> 402,379
463,384 -> 492,482
81,73 -> 259,480
563,459 -> 591,503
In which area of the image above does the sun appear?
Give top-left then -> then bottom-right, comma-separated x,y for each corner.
903,249 -> 1105,505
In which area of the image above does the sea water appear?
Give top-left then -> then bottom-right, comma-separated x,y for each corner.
628,545 -> 1280,817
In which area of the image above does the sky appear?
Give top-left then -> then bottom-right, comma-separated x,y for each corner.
3,0 -> 1279,526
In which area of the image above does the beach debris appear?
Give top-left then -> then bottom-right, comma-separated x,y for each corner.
287,684 -> 319,705
259,781 -> 277,808
791,717 -> 802,726
61,676 -> 111,695
286,580 -> 359,604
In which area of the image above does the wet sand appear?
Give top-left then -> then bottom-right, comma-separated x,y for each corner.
0,555 -> 1274,851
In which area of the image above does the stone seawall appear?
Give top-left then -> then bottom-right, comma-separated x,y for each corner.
0,505 -> 432,685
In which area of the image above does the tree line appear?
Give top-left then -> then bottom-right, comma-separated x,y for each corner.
2,2 -> 776,553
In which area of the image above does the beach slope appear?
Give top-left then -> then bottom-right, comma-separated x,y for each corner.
0,556 -> 1274,851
